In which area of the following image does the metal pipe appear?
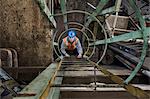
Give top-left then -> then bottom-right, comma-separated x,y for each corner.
0,49 -> 13,67
129,16 -> 141,30
112,12 -> 118,37
87,2 -> 96,10
9,48 -> 18,67
111,0 -> 122,37
94,66 -> 97,90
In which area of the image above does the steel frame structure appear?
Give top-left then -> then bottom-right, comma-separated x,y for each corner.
14,0 -> 150,99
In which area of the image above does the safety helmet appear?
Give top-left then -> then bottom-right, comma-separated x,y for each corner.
68,30 -> 76,38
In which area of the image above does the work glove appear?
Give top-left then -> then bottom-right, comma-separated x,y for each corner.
77,54 -> 82,58
65,53 -> 70,57
60,55 -> 64,59
83,54 -> 88,58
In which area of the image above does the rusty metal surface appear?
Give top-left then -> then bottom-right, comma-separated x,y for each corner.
62,57 -> 149,98
14,57 -> 150,99
87,59 -> 150,99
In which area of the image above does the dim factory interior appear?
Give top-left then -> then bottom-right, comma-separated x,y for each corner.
0,0 -> 150,99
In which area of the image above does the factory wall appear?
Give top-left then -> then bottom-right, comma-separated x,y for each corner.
0,0 -> 54,66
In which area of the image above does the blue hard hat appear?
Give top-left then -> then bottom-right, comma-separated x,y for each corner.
68,30 -> 76,38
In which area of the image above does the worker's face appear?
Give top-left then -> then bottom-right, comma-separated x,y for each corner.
69,37 -> 75,42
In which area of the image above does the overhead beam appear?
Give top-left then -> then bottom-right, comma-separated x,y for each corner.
83,0 -> 109,29
89,28 -> 150,46
100,6 -> 116,15
128,0 -> 146,29
60,0 -> 68,29
36,0 -> 56,28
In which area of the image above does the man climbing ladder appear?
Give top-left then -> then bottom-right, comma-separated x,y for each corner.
61,30 -> 83,58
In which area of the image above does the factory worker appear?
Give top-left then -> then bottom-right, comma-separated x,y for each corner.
61,30 -> 83,58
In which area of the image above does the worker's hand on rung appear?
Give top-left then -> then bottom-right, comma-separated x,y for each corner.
77,54 -> 82,58
83,55 -> 88,58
